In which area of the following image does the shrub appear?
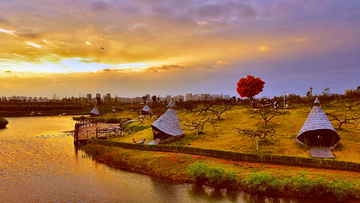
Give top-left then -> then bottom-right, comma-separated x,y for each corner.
207,167 -> 224,186
105,117 -> 121,123
310,177 -> 330,197
288,173 -> 313,197
187,162 -> 209,183
222,171 -> 239,189
330,179 -> 355,201
87,135 -> 96,143
72,115 -> 87,121
0,117 -> 8,128
187,162 -> 239,188
244,173 -> 281,194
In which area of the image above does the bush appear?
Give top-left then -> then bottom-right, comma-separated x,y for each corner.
72,115 -> 87,121
207,167 -> 224,186
0,117 -> 8,128
187,162 -> 239,188
283,174 -> 355,201
331,179 -> 355,201
222,171 -> 239,189
288,173 -> 313,197
105,117 -> 121,123
244,173 -> 281,194
187,162 -> 209,183
87,135 -> 96,143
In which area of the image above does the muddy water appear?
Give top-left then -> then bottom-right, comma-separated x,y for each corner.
0,116 -> 336,202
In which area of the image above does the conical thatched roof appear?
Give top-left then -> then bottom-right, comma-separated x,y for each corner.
141,105 -> 151,113
314,97 -> 320,104
90,106 -> 100,115
296,98 -> 340,149
167,100 -> 175,108
151,108 -> 184,136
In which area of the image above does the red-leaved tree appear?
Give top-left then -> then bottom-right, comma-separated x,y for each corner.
236,75 -> 265,101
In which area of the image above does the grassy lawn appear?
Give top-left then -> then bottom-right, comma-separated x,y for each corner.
107,104 -> 360,163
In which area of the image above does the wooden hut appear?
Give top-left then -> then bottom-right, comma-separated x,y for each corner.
151,104 -> 184,141
296,97 -> 340,149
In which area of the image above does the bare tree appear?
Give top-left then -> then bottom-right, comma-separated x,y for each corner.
209,104 -> 234,119
233,126 -> 277,140
337,91 -> 360,110
326,112 -> 360,129
183,117 -> 210,136
247,108 -> 290,126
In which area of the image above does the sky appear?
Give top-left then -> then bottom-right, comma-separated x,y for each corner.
1,0 -> 360,99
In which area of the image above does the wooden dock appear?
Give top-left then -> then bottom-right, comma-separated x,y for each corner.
73,119 -> 133,144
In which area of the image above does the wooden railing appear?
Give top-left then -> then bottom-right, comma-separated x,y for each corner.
74,119 -> 106,142
73,118 -> 133,143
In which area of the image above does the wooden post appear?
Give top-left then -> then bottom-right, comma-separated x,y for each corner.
256,137 -> 258,151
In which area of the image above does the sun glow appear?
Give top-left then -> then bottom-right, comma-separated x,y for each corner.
0,28 -> 15,36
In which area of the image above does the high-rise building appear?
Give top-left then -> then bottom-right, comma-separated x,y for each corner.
86,93 -> 92,102
186,93 -> 192,101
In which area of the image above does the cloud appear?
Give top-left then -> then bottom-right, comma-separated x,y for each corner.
195,1 -> 256,20
294,37 -> 309,42
25,42 -> 41,48
212,60 -> 231,68
5,71 -> 12,74
259,46 -> 270,52
0,28 -> 15,36
90,1 -> 108,12
216,60 -> 231,65
146,64 -> 184,72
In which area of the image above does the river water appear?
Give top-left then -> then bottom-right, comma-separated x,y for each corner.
0,116 -> 337,203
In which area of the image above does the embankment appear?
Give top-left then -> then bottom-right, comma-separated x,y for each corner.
80,142 -> 360,202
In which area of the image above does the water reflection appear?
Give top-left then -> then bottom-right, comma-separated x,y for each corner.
0,116 -> 339,203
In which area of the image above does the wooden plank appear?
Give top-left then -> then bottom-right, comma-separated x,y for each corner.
310,147 -> 335,159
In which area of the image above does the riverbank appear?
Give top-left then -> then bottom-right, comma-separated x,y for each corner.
80,143 -> 360,202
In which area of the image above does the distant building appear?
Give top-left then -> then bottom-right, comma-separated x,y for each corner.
86,94 -> 92,102
185,93 -> 192,101
145,94 -> 150,102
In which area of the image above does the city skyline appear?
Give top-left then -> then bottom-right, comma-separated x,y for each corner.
1,1 -> 360,98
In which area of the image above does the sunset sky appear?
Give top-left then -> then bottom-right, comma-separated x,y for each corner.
1,0 -> 360,99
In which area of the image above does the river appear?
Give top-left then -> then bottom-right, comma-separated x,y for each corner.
0,116 -> 337,203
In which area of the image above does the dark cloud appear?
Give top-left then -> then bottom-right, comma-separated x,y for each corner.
18,33 -> 40,39
5,71 -> 12,73
0,17 -> 8,24
90,0 -> 108,12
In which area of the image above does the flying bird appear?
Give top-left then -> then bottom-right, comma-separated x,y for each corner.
101,47 -> 104,50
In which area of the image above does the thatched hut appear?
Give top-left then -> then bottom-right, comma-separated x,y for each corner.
141,105 -> 151,115
296,97 -> 340,149
151,108 -> 184,141
90,106 -> 100,117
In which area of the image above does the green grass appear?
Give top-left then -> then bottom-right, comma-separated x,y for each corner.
105,104 -> 360,163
